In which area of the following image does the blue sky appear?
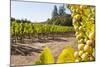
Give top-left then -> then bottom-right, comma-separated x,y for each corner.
11,1 -> 71,22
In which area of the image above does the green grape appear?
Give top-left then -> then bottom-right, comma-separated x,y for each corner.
92,48 -> 95,57
74,51 -> 79,58
84,45 -> 93,54
73,14 -> 81,21
81,52 -> 89,61
86,40 -> 93,46
69,5 -> 95,62
78,39 -> 84,44
89,56 -> 95,61
78,44 -> 85,50
79,50 -> 84,56
75,57 -> 82,62
76,33 -> 83,40
79,26 -> 83,31
89,32 -> 95,40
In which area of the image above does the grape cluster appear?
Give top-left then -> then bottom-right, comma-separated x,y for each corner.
69,5 -> 95,62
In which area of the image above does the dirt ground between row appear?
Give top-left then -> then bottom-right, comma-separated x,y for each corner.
11,33 -> 77,66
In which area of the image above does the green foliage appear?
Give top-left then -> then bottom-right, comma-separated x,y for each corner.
52,5 -> 58,17
35,46 -> 75,65
50,4 -> 72,26
57,46 -> 75,63
47,14 -> 72,26
11,21 -> 74,38
35,60 -> 41,65
35,47 -> 54,64
59,4 -> 66,16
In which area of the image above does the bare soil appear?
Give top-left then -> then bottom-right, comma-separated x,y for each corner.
11,33 -> 77,66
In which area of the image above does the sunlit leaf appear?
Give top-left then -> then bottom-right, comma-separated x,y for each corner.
57,46 -> 75,63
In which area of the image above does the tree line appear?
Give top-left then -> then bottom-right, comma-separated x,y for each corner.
47,4 -> 72,26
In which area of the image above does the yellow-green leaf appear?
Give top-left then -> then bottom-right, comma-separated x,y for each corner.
57,46 -> 75,63
35,60 -> 41,65
40,47 -> 54,64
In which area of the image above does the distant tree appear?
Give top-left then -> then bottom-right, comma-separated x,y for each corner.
46,18 -> 51,24
16,19 -> 21,23
59,4 -> 66,16
20,18 -> 31,23
11,17 -> 15,22
47,14 -> 72,26
52,5 -> 58,17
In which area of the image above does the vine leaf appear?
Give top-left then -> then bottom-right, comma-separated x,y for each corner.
35,47 -> 54,64
57,46 -> 75,63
